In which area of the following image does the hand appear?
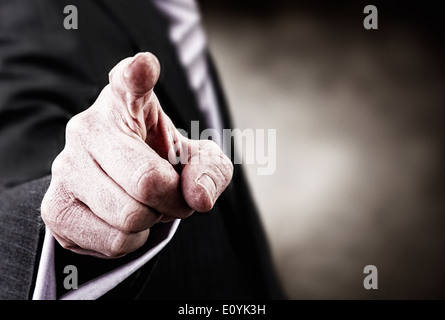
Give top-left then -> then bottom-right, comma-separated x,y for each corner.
41,52 -> 233,258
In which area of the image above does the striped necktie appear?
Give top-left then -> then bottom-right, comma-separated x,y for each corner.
152,0 -> 224,143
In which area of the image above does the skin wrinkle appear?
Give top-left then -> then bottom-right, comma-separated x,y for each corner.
109,229 -> 149,258
196,173 -> 217,207
104,87 -> 147,141
53,219 -> 119,259
82,158 -> 130,230
41,52 -> 233,258
135,165 -> 192,219
93,126 -> 154,182
44,183 -> 122,258
53,198 -> 133,258
51,229 -> 77,252
105,71 -> 149,141
51,190 -> 77,232
133,163 -> 161,202
192,147 -> 233,182
121,203 -> 162,233
52,201 -> 102,255
112,53 -> 160,140
125,93 -> 150,139
44,173 -> 128,257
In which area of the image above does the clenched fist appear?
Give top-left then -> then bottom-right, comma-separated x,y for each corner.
41,52 -> 233,258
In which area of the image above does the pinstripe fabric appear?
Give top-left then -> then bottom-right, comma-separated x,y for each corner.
0,177 -> 49,300
0,0 -> 284,300
153,0 -> 224,137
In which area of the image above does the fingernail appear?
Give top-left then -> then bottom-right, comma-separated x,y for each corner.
197,173 -> 217,207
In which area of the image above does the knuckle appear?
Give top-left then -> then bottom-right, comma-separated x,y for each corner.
50,151 -> 69,176
65,114 -> 84,137
196,140 -> 226,163
197,140 -> 234,182
53,201 -> 77,231
65,111 -> 98,146
40,185 -> 59,225
133,172 -> 154,202
108,238 -> 128,258
57,238 -> 76,251
220,153 -> 234,180
108,231 -> 146,258
120,203 -> 149,233
41,183 -> 77,230
107,243 -> 127,258
40,193 -> 53,225
133,163 -> 167,201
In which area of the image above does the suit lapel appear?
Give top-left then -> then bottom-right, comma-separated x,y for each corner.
98,0 -> 206,132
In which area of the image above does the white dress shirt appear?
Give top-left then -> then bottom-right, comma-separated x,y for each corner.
32,0 -> 223,300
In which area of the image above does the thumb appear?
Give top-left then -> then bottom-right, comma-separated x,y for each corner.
181,139 -> 234,212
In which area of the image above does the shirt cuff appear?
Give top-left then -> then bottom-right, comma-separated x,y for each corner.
32,220 -> 180,300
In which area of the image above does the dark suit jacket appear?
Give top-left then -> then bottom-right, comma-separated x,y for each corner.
0,0 -> 284,300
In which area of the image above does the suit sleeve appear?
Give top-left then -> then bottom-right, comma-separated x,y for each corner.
0,0 -> 99,190
0,0 -> 100,299
0,0 -> 179,300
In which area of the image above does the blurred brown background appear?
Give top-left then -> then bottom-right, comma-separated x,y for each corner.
199,0 -> 445,299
